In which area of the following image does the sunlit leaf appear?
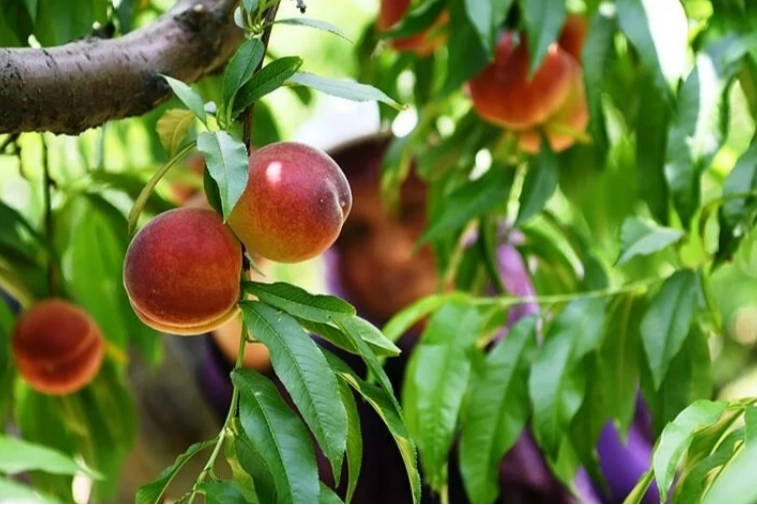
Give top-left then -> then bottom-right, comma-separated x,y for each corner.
196,130 -> 249,221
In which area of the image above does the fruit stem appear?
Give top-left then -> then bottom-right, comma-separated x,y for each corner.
242,0 -> 281,151
187,319 -> 248,503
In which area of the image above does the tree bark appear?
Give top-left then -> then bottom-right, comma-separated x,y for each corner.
0,0 -> 244,135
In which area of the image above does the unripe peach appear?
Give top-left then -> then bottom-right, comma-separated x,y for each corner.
467,33 -> 576,131
517,57 -> 589,154
377,0 -> 448,57
226,142 -> 352,264
12,299 -> 105,395
123,207 -> 243,335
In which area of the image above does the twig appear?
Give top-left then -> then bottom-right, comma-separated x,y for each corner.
242,0 -> 281,151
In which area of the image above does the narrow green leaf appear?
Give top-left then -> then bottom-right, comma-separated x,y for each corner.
319,482 -> 344,504
746,406 -> 757,442
23,0 -> 37,22
243,281 -> 356,322
232,368 -> 320,503
419,163 -> 514,244
616,216 -> 684,264
459,315 -> 536,503
411,301 -> 485,491
616,0 -> 688,101
654,400 -> 728,502
242,0 -> 258,13
233,432 -> 277,503
325,352 -> 421,504
274,17 -> 352,42
717,139 -> 757,262
640,270 -> 699,389
156,109 -> 195,158
521,0 -> 567,77
136,440 -> 213,504
516,139 -> 558,225
200,481 -> 251,504
0,436 -> 101,479
702,437 -> 757,503
463,0 -> 514,54
442,0 -> 490,96
196,130 -> 249,221
233,57 -> 303,117
222,38 -> 265,112
345,316 -> 402,357
239,301 -> 348,483
529,298 -> 606,458
286,72 -> 404,111
636,72 -> 672,224
623,469 -> 655,504
0,476 -> 57,504
161,75 -> 207,124
339,380 -> 363,503
223,435 -> 259,504
301,319 -> 400,358
383,293 -> 468,343
673,428 -> 745,504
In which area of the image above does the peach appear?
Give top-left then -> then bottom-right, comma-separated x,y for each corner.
558,14 -> 588,63
12,299 -> 105,395
517,57 -> 589,154
377,0 -> 449,57
226,142 -> 352,264
123,207 -> 243,335
467,32 -> 576,131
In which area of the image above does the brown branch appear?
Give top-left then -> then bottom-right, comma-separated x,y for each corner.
0,0 -> 245,135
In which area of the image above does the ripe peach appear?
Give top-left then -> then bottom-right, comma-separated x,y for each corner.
123,207 -> 243,335
226,142 -> 352,264
558,14 -> 588,62
377,0 -> 448,57
12,299 -> 105,395
467,32 -> 577,131
517,58 -> 589,154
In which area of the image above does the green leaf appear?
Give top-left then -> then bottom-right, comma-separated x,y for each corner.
342,316 -> 402,357
459,315 -> 537,503
442,0 -> 490,96
239,301 -> 348,483
23,0 -> 36,21
301,319 -> 400,358
233,56 -> 303,117
673,428 -> 745,504
233,433 -> 277,503
419,163 -> 514,244
325,353 -> 421,504
616,0 -> 688,102
286,72 -> 404,111
136,440 -> 213,503
636,72 -> 672,224
665,35 -> 748,228
521,0 -> 567,77
232,368 -> 320,503
463,0 -> 514,55
717,139 -> 757,262
161,75 -> 207,124
243,281 -> 356,322
196,130 -> 249,221
653,400 -> 729,502
410,300 -> 485,491
156,109 -> 195,158
274,17 -> 352,42
320,482 -> 344,504
34,0 -> 107,46
702,436 -> 757,503
600,294 -> 645,434
640,269 -> 699,389
242,0 -> 258,13
529,298 -> 607,458
516,140 -> 559,225
339,381 -> 363,503
616,216 -> 684,264
383,293 -> 468,343
223,436 -> 259,504
746,406 -> 757,443
0,435 -> 101,479
0,476 -> 58,504
200,481 -> 251,504
222,38 -> 265,115
581,7 -> 616,162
